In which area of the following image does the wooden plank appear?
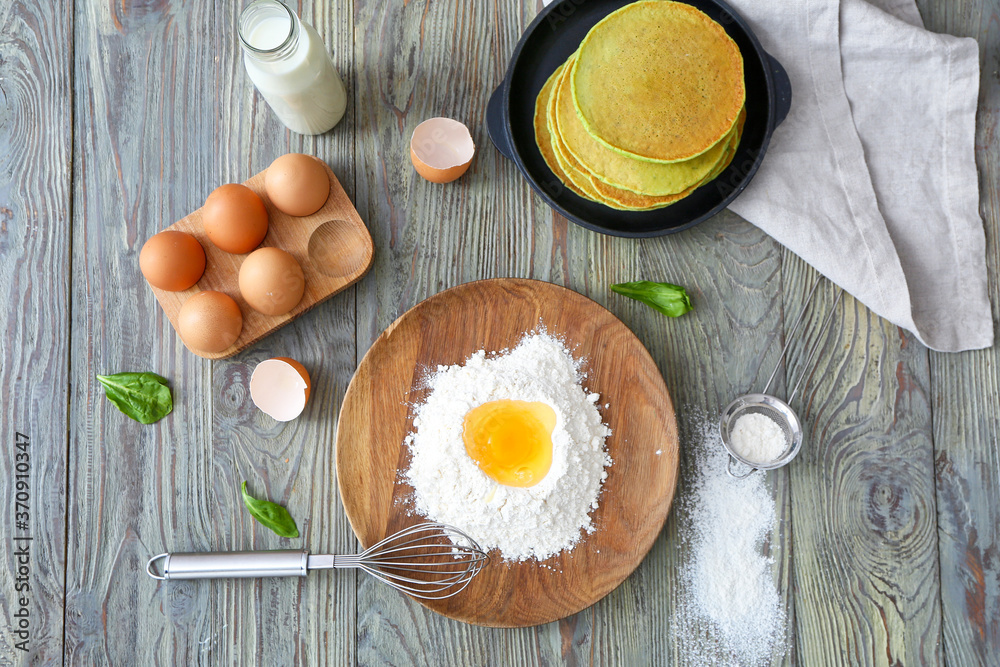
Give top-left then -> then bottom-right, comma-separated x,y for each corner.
782,255 -> 941,665
913,0 -> 1000,662
931,348 -> 1000,666
0,1 -> 72,664
63,1 -> 358,663
205,1 -> 360,664
63,0 -> 221,662
352,0 -> 563,663
586,213 -> 793,666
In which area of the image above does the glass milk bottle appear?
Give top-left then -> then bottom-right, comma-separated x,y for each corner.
238,0 -> 347,135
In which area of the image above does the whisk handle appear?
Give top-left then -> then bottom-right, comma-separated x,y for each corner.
146,550 -> 309,580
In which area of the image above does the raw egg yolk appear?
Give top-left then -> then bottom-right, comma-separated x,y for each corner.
463,400 -> 556,488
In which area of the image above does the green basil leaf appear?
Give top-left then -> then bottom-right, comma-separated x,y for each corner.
241,481 -> 299,538
95,372 -> 173,424
610,281 -> 694,318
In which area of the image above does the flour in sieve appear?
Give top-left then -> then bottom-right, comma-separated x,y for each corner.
730,412 -> 787,464
403,332 -> 612,561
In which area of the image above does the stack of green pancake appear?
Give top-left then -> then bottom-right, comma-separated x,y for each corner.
535,1 -> 746,211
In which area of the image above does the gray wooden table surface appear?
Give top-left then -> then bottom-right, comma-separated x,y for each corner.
1,0 -> 998,664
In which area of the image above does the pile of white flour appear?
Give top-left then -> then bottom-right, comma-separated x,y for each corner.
403,332 -> 611,561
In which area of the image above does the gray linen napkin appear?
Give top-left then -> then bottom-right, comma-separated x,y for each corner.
725,0 -> 992,351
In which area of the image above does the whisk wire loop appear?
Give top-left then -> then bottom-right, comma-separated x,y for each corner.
355,522 -> 488,600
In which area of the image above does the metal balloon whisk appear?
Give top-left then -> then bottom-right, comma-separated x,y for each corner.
147,522 -> 489,600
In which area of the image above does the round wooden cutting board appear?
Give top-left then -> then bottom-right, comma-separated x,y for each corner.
335,278 -> 679,627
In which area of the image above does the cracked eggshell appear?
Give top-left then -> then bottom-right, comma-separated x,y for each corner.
410,117 -> 475,183
250,357 -> 311,421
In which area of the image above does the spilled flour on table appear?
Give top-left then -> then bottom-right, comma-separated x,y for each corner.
675,412 -> 788,665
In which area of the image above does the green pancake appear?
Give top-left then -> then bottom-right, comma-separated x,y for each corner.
555,53 -> 736,197
534,66 -> 594,201
571,1 -> 745,163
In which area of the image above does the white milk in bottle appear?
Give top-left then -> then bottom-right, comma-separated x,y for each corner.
239,0 -> 347,135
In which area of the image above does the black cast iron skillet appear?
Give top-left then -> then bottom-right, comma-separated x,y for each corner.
487,0 -> 792,237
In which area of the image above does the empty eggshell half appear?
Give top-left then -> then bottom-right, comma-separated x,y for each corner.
250,357 -> 311,421
410,117 -> 475,183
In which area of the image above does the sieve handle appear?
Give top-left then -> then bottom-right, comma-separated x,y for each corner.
726,455 -> 757,479
145,550 -> 309,580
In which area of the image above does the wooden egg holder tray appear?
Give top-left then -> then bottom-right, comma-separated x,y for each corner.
149,162 -> 373,359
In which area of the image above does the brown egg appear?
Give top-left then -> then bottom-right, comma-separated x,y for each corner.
139,230 -> 206,291
202,183 -> 269,254
177,291 -> 243,353
264,154 -> 330,217
410,117 -> 475,183
238,247 -> 305,316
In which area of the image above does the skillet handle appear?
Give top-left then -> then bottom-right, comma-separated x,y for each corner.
767,52 -> 792,127
486,84 -> 515,161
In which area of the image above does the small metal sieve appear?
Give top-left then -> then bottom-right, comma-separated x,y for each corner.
720,279 -> 843,478
720,393 -> 802,477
